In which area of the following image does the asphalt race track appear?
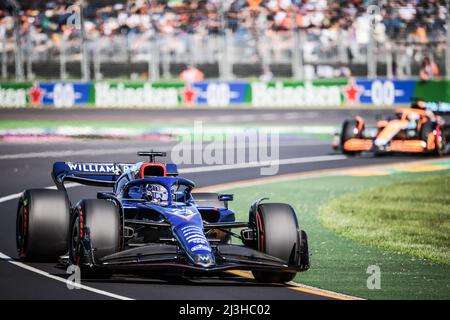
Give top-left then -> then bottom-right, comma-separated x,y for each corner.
0,108 -> 427,300
0,107 -> 394,125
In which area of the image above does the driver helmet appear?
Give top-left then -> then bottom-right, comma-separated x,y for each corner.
411,100 -> 426,109
144,184 -> 169,204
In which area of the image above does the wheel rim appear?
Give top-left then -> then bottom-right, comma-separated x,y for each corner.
71,216 -> 81,266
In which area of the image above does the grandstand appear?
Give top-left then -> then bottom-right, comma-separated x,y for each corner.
0,0 -> 449,80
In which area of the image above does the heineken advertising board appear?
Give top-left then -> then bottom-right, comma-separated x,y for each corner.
94,82 -> 182,108
250,80 -> 346,107
0,82 -> 91,108
0,79 -> 449,108
0,83 -> 31,107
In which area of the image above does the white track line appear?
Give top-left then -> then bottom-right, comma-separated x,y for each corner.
178,155 -> 347,174
0,183 -> 136,299
0,192 -> 23,204
0,183 -> 79,204
0,183 -> 135,300
0,252 -> 133,300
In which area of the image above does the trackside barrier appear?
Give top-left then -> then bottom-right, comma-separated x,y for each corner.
0,79 -> 449,108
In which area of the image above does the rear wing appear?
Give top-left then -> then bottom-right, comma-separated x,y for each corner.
52,162 -> 135,190
52,161 -> 179,190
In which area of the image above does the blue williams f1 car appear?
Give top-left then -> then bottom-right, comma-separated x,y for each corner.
16,152 -> 309,283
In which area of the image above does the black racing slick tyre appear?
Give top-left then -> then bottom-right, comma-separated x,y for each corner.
341,119 -> 364,155
69,199 -> 121,278
421,122 -> 445,156
251,203 -> 304,283
299,229 -> 310,271
16,189 -> 70,261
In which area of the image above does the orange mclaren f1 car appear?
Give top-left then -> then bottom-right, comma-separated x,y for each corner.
336,102 -> 447,156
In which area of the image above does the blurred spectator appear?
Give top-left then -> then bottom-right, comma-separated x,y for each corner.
338,63 -> 352,78
259,65 -> 273,81
419,56 -> 439,81
179,65 -> 204,83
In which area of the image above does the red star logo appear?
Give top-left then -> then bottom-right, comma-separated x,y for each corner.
344,81 -> 360,104
182,86 -> 197,105
28,82 -> 45,106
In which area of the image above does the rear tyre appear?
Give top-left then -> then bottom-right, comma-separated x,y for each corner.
421,122 -> 445,156
16,189 -> 70,261
420,122 -> 446,157
341,119 -> 364,155
435,126 -> 446,157
250,203 -> 303,283
420,121 -> 433,142
69,199 -> 121,279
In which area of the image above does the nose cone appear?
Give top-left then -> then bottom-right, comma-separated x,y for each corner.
193,253 -> 215,268
174,222 -> 214,267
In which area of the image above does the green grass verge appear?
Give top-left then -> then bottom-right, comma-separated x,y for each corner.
320,173 -> 450,266
223,169 -> 450,299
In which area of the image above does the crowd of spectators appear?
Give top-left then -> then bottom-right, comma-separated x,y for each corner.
0,0 -> 448,65
0,1 -> 447,38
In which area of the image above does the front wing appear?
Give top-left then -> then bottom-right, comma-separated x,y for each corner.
90,243 -> 308,273
343,138 -> 429,153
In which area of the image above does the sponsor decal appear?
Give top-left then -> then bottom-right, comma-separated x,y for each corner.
28,82 -> 45,106
344,79 -> 362,104
181,85 -> 198,105
40,82 -> 90,107
0,84 -> 28,107
187,236 -> 208,244
169,208 -> 198,220
191,244 -> 211,252
95,82 -> 179,107
251,81 -> 343,107
3,79 -> 448,108
66,162 -> 132,174
193,82 -> 248,106
0,82 -> 90,108
180,225 -> 211,253
356,80 -> 416,106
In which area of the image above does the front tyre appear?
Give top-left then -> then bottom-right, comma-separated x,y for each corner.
69,199 -> 121,278
251,203 -> 306,283
16,189 -> 70,261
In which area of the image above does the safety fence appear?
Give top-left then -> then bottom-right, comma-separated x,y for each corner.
0,79 -> 449,109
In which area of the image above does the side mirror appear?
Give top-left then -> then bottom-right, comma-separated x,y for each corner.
218,194 -> 233,202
